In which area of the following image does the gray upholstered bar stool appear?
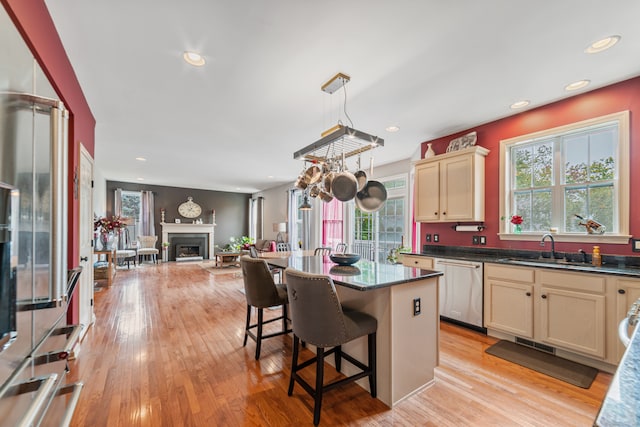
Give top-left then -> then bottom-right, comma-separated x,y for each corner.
284,268 -> 377,426
240,256 -> 291,360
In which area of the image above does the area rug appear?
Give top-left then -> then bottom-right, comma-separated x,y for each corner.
485,340 -> 598,388
199,262 -> 241,276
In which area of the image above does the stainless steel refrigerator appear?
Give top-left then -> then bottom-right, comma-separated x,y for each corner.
0,91 -> 83,425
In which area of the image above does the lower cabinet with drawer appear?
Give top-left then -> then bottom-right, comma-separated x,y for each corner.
402,255 -> 434,270
484,263 -> 614,369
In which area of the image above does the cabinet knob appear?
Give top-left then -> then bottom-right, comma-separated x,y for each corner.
618,289 -> 626,294
434,212 -> 438,215
526,292 -> 531,297
414,261 -> 419,264
442,212 -> 447,215
541,294 -> 547,299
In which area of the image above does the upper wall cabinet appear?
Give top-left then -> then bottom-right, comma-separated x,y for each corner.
414,146 -> 489,222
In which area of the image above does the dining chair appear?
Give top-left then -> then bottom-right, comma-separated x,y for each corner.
284,267 -> 377,426
240,256 -> 292,359
276,242 -> 291,252
335,243 -> 347,253
137,235 -> 159,264
313,247 -> 331,256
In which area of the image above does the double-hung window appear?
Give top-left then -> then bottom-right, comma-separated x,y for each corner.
499,111 -> 629,243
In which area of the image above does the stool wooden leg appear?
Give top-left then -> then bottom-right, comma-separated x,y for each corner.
255,308 -> 263,360
335,345 -> 342,372
288,335 -> 299,396
282,304 -> 288,332
313,347 -> 325,426
243,305 -> 251,347
368,332 -> 377,398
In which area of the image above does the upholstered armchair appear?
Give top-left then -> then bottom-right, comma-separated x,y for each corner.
137,235 -> 159,264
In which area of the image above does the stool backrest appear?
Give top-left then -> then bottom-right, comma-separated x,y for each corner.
276,242 -> 291,252
284,268 -> 346,347
249,246 -> 259,258
313,247 -> 331,256
240,256 -> 283,308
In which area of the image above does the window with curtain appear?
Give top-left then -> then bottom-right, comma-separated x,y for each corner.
322,198 -> 343,251
500,111 -> 629,242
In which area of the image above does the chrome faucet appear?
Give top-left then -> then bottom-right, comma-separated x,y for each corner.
540,234 -> 558,259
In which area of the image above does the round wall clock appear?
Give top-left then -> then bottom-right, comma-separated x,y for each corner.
177,196 -> 202,218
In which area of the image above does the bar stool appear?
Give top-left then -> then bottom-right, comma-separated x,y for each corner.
240,256 -> 291,359
284,268 -> 377,426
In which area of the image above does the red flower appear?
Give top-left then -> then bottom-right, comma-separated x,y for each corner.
510,215 -> 523,225
94,215 -> 129,234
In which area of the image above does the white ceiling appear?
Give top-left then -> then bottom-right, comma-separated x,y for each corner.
44,0 -> 640,193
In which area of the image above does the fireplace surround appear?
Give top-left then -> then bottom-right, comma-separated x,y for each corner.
161,222 -> 215,262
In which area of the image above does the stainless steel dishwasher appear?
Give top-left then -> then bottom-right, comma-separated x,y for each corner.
434,258 -> 484,331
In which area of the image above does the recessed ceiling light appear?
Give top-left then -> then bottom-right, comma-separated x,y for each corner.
585,35 -> 621,54
135,157 -> 147,162
183,51 -> 205,67
565,80 -> 590,91
386,126 -> 400,132
510,100 -> 530,109
267,175 -> 274,179
136,177 -> 144,181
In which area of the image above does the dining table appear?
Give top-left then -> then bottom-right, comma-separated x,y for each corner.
265,254 -> 443,407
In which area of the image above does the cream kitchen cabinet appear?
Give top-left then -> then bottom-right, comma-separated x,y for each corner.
537,270 -> 606,359
485,264 -> 608,362
614,277 -> 640,359
414,146 -> 489,222
484,264 -> 535,338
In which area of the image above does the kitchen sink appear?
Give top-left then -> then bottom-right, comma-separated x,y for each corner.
496,257 -> 590,267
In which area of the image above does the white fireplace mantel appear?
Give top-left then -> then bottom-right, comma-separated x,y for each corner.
161,222 -> 215,261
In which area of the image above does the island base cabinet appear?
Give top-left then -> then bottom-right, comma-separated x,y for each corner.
335,276 -> 439,407
538,287 -> 606,358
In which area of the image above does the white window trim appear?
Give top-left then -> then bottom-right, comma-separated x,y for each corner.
498,110 -> 630,244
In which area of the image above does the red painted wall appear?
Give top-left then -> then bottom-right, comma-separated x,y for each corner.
2,0 -> 96,322
419,76 -> 640,256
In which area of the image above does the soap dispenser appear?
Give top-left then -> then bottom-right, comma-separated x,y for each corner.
592,246 -> 602,267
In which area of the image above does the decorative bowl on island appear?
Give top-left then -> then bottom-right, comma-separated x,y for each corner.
329,253 -> 361,266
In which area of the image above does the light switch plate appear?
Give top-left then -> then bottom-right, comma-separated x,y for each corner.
480,236 -> 487,245
632,238 -> 640,252
433,234 -> 439,242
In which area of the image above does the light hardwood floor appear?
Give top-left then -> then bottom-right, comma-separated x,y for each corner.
68,261 -> 611,426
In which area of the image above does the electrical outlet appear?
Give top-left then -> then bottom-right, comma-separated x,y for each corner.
413,298 -> 421,316
633,239 -> 640,252
472,236 -> 479,245
480,236 -> 487,245
433,234 -> 439,242
425,234 -> 431,242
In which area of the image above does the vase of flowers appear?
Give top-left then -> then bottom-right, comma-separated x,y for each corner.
510,215 -> 523,233
94,215 -> 128,250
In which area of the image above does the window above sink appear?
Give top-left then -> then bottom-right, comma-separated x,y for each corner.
498,110 -> 631,245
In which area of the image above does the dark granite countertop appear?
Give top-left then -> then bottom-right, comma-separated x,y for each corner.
594,322 -> 640,426
266,255 -> 442,291
407,246 -> 640,278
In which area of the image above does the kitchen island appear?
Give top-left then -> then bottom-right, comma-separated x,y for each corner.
266,255 -> 443,407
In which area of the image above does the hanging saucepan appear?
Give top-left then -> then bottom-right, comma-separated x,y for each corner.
331,171 -> 358,202
303,164 -> 322,185
354,170 -> 367,192
309,185 -> 320,198
323,171 -> 335,194
318,190 -> 333,203
355,180 -> 387,212
295,174 -> 308,190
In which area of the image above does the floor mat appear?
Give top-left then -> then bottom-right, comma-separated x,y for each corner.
485,340 -> 598,388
